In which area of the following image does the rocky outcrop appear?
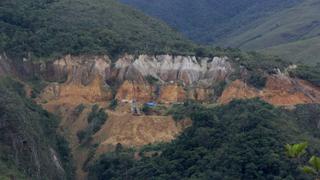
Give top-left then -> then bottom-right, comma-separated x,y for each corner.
113,55 -> 232,85
39,54 -> 233,104
45,55 -> 111,84
4,53 -> 320,106
40,55 -> 113,104
36,54 -> 320,106
112,55 -> 232,103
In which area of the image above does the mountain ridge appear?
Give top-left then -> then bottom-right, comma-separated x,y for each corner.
119,0 -> 320,64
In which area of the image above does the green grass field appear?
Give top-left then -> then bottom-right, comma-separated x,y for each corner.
260,36 -> 320,65
217,0 -> 320,64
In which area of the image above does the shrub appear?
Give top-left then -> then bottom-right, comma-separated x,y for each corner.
214,81 -> 227,98
108,99 -> 118,111
167,100 -> 203,121
73,104 -> 86,117
289,64 -> 320,86
145,75 -> 159,85
77,130 -> 87,143
77,105 -> 108,144
247,71 -> 267,89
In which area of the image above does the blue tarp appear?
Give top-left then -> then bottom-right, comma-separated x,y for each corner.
146,102 -> 157,107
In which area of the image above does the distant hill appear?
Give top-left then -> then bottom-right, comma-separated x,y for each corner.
0,0 -> 194,59
260,36 -> 320,65
119,0 -> 301,43
120,0 -> 320,65
220,0 -> 320,65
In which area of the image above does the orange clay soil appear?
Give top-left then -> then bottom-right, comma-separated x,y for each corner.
94,109 -> 191,155
219,75 -> 320,106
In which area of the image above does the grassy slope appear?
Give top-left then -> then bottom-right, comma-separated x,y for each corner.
120,0 -> 320,65
260,36 -> 320,65
119,0 -> 300,43
220,0 -> 320,48
0,0 -> 194,59
216,0 -> 320,64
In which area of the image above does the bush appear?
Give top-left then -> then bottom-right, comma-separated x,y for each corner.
145,75 -> 159,85
289,64 -> 320,86
78,105 -> 108,144
247,71 -> 267,89
77,130 -> 87,143
73,104 -> 86,117
167,100 -> 203,121
88,105 -> 107,124
108,99 -> 118,111
214,81 -> 227,98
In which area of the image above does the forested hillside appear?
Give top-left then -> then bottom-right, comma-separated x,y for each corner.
0,77 -> 74,179
0,0 -> 194,59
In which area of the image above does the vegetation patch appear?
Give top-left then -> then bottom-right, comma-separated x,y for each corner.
77,104 -> 108,144
0,0 -> 195,59
166,100 -> 203,121
145,75 -> 159,85
289,64 -> 320,86
88,99 -> 320,179
247,71 -> 267,89
0,77 -> 75,179
73,104 -> 86,117
108,99 -> 118,111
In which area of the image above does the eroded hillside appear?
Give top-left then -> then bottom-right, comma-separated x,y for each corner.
2,53 -> 320,179
29,54 -> 320,106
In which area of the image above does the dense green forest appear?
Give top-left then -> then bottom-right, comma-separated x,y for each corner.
0,77 -> 74,179
88,99 -> 320,180
0,0 -> 195,59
